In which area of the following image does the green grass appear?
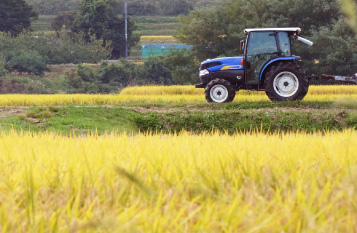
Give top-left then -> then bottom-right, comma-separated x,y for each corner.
0,102 -> 356,135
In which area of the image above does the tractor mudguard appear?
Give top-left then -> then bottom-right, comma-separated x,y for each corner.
259,57 -> 296,81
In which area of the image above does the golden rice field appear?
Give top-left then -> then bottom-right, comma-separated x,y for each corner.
0,85 -> 357,106
0,130 -> 356,232
121,85 -> 357,95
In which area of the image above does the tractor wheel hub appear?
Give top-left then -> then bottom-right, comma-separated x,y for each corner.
273,72 -> 299,97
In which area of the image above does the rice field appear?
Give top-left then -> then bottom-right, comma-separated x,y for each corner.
0,130 -> 356,232
0,85 -> 357,106
1,85 -> 356,232
121,85 -> 357,95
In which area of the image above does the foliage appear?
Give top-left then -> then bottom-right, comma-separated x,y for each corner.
0,0 -> 38,36
51,11 -> 76,31
164,50 -> 200,84
0,31 -> 110,65
339,0 -> 357,33
27,0 -> 201,16
141,56 -> 173,85
2,50 -> 48,75
71,0 -> 140,59
176,0 -> 357,76
66,60 -> 139,93
0,59 -> 8,76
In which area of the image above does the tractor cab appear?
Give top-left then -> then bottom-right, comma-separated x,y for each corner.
243,28 -> 299,84
196,28 -> 313,103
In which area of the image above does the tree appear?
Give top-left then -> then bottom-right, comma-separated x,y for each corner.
176,0 -> 357,76
0,0 -> 38,36
339,0 -> 357,34
51,11 -> 76,31
71,0 -> 140,59
160,0 -> 193,15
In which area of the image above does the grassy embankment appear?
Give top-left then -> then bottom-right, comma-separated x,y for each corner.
0,100 -> 356,135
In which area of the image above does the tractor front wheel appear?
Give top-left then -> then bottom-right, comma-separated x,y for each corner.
205,79 -> 235,103
264,62 -> 308,101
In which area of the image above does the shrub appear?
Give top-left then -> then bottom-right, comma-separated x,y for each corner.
66,60 -> 140,93
3,50 -> 48,75
0,59 -> 8,76
141,56 -> 173,85
164,50 -> 200,85
0,31 -> 110,65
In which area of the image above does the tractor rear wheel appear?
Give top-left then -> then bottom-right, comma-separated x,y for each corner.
264,62 -> 308,101
205,79 -> 235,103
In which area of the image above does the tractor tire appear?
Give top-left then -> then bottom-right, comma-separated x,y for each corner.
264,62 -> 308,101
205,78 -> 236,103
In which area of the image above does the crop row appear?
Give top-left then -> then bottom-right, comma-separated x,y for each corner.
0,94 -> 356,106
0,130 -> 355,232
121,85 -> 357,96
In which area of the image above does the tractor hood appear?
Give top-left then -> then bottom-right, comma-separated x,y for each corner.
201,57 -> 244,72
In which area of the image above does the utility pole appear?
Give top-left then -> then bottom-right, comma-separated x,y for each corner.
124,0 -> 128,60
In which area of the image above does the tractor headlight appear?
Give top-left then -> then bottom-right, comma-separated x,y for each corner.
200,69 -> 209,77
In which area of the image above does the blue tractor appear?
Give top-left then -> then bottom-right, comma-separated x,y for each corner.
195,28 -> 314,103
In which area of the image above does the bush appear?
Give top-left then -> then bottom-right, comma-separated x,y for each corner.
0,31 -> 110,65
66,60 -> 140,93
0,59 -> 8,76
142,56 -> 173,85
164,50 -> 200,84
3,50 -> 48,75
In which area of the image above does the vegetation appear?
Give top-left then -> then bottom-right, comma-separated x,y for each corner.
0,1 -> 356,232
176,0 -> 357,76
65,61 -> 139,93
0,31 -> 110,68
26,0 -> 217,15
0,130 -> 355,232
0,0 -> 38,36
0,103 -> 356,134
339,0 -> 357,33
71,0 -> 139,59
2,49 -> 48,75
0,85 -> 357,105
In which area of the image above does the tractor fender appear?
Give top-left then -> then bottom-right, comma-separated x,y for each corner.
259,57 -> 296,81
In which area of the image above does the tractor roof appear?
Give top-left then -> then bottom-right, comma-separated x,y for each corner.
244,28 -> 301,34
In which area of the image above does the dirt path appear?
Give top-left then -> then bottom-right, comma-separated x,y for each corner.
0,107 -> 27,118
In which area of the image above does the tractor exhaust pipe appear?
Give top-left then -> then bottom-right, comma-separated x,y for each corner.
297,36 -> 313,46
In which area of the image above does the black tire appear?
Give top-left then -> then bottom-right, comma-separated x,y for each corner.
205,78 -> 236,103
264,62 -> 308,101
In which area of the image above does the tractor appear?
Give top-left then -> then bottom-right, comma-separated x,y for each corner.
195,28 -> 313,103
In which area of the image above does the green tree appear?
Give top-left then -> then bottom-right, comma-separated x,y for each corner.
51,11 -> 76,31
72,0 -> 140,59
164,50 -> 200,84
177,0 -> 357,76
0,0 -> 38,36
339,0 -> 357,33
142,56 -> 173,85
